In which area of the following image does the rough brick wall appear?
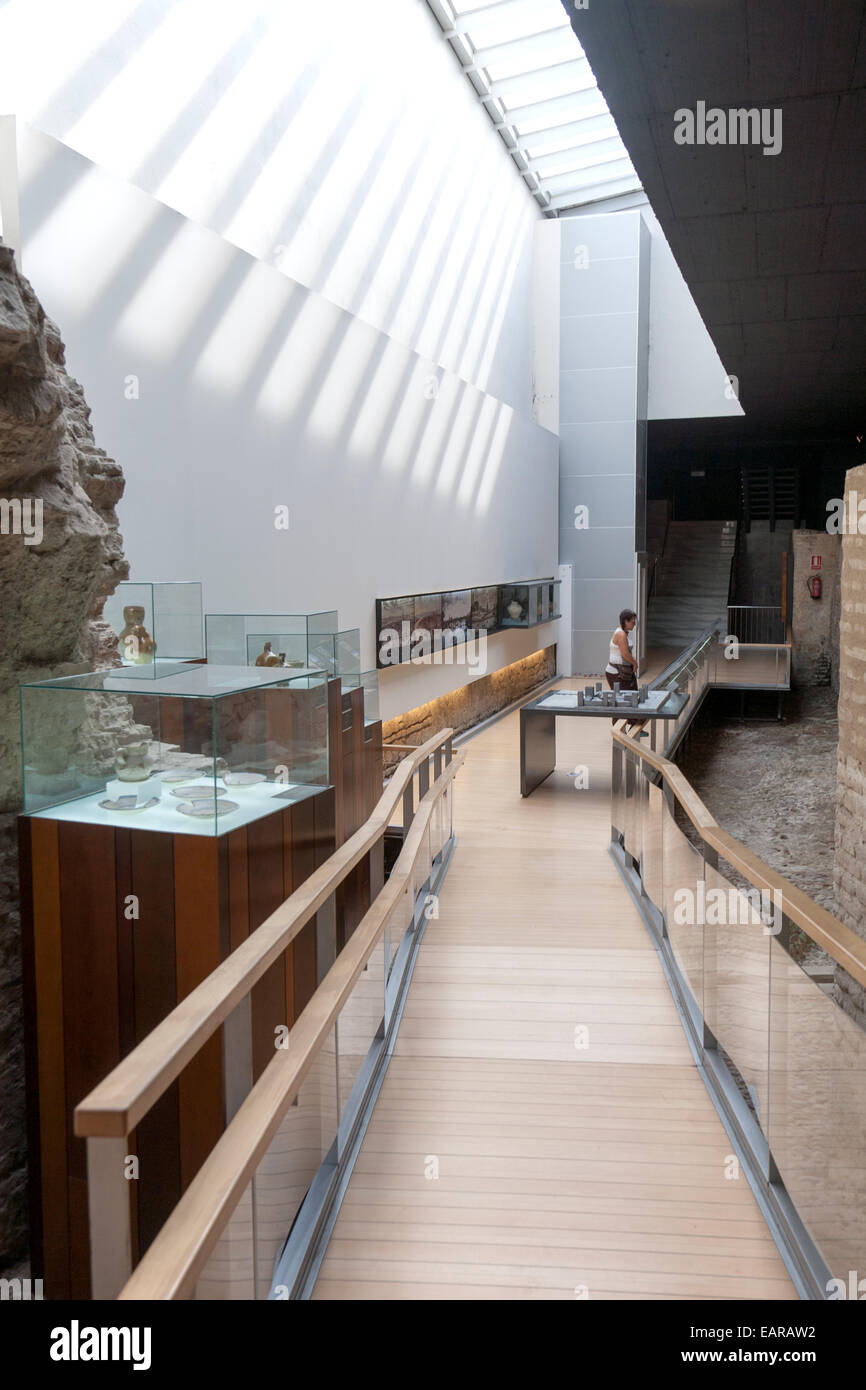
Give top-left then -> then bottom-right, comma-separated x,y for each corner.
833,465 -> 866,1023
791,530 -> 841,686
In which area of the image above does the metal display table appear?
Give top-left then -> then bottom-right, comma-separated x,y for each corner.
519,684 -> 689,796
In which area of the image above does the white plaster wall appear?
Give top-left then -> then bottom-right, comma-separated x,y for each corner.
17,127 -> 558,721
545,192 -> 744,424
643,205 -> 744,422
0,0 -> 539,414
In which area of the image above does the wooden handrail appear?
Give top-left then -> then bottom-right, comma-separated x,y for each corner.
116,750 -> 464,1300
612,725 -> 866,989
75,728 -> 454,1140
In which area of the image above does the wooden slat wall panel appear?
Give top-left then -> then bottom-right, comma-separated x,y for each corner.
112,828 -> 139,1264
130,829 -> 180,1255
342,701 -> 357,840
291,797 -> 318,1016
174,837 -> 224,1190
228,828 -> 250,953
328,679 -> 344,846
58,822 -> 121,1299
282,811 -> 295,1026
315,787 -> 336,871
248,812 -> 288,1081
365,721 -> 383,822
114,830 -> 136,1059
20,819 -> 67,1295
351,689 -> 365,837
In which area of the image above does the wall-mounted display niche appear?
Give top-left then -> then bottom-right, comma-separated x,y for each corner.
375,579 -> 560,667
20,660 -> 329,837
205,611 -> 338,667
499,579 -> 562,629
103,581 -> 204,665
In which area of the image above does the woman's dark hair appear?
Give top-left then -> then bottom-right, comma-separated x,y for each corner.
619,609 -> 637,628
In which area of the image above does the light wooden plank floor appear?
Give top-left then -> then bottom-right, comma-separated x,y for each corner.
313,678 -> 797,1300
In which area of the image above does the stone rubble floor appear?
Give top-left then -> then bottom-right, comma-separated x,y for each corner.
677,686 -> 838,976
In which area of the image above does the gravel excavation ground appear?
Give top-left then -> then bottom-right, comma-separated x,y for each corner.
677,686 -> 838,971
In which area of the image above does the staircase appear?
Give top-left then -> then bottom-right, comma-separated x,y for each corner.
647,519 -> 737,647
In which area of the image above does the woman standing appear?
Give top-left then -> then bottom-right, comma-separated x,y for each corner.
605,608 -> 639,690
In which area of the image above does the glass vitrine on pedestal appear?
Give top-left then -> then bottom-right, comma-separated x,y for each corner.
20,660 -> 330,836
307,628 -> 361,682
205,612 -> 339,667
103,582 -> 204,664
343,670 -> 380,725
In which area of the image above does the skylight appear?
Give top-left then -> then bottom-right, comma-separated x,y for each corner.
425,0 -> 642,213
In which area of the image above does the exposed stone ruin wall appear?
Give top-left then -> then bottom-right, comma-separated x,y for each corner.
833,464 -> 866,1025
0,245 -> 128,1262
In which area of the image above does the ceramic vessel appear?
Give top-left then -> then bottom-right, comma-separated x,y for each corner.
114,741 -> 155,782
118,605 -> 155,664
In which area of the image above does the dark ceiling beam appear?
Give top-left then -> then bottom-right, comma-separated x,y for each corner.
565,0 -> 866,437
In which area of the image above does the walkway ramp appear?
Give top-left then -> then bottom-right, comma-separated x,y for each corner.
313,687 -> 796,1300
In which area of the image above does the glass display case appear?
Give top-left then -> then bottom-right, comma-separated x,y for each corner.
377,578 -> 561,664
344,670 -> 380,724
470,585 -> 499,631
20,661 -> 329,836
499,582 -> 532,627
245,631 -> 310,669
499,579 -> 560,628
307,628 -> 361,682
205,612 -> 338,666
103,582 -> 204,665
546,579 -> 562,620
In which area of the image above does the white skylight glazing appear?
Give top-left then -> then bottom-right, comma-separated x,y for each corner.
425,0 -> 642,213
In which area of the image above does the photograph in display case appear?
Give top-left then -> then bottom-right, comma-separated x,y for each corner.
442,589 -> 471,633
376,578 -> 560,665
413,593 -> 442,634
378,596 -> 415,664
470,586 -> 499,631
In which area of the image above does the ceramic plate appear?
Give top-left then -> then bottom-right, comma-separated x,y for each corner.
222,772 -> 266,788
169,783 -> 224,799
157,768 -> 202,784
176,799 -> 239,819
99,796 -> 160,813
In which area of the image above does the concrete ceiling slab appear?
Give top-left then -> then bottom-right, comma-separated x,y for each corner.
566,0 -> 866,433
